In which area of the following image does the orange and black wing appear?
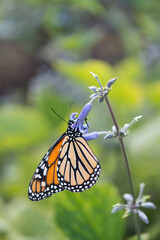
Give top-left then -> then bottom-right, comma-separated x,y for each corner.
57,136 -> 101,192
28,134 -> 66,201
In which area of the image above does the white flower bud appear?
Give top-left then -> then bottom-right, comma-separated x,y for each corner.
137,210 -> 149,224
107,77 -> 117,88
111,204 -> 124,213
104,133 -> 115,139
89,86 -> 98,92
141,202 -> 157,209
90,93 -> 98,99
123,193 -> 133,203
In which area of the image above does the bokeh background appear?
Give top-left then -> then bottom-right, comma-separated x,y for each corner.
0,1 -> 160,239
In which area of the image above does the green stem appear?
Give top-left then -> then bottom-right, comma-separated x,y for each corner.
104,95 -> 141,240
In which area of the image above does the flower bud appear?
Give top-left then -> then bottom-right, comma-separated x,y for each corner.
90,71 -> 97,78
137,210 -> 149,224
123,193 -> 133,203
89,86 -> 97,92
111,204 -> 124,213
98,97 -> 104,103
90,93 -> 98,99
83,132 -> 99,141
141,202 -> 157,209
107,77 -> 117,88
104,133 -> 115,139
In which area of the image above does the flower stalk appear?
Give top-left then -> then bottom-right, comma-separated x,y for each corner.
104,95 -> 141,240
90,72 -> 142,239
89,72 -> 156,239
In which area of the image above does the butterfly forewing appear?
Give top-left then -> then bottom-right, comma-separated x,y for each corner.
28,122 -> 101,201
28,134 -> 66,201
57,136 -> 101,192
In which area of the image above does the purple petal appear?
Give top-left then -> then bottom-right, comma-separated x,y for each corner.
70,103 -> 92,133
70,112 -> 78,120
120,124 -> 129,132
137,210 -> 149,224
89,86 -> 97,92
78,103 -> 92,122
79,122 -> 89,134
98,97 -> 104,103
123,193 -> 134,203
141,202 -> 157,209
138,183 -> 145,198
90,93 -> 98,99
111,204 -> 125,213
83,132 -> 99,141
104,133 -> 115,139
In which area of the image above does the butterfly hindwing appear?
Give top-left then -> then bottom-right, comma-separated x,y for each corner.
57,136 -> 101,192
28,121 -> 101,201
28,134 -> 66,201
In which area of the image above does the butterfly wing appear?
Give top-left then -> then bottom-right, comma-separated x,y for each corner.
28,134 -> 66,201
57,136 -> 101,192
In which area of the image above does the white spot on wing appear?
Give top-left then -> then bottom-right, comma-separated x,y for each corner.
41,164 -> 45,170
43,167 -> 47,176
41,182 -> 46,187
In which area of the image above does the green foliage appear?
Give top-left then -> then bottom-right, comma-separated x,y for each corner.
127,233 -> 149,240
54,59 -> 113,86
146,81 -> 160,108
128,115 -> 160,155
54,183 -> 124,240
12,208 -> 52,236
33,90 -> 70,127
0,105 -> 50,154
54,28 -> 104,54
55,58 -> 144,109
1,198 -> 67,240
0,0 -> 160,239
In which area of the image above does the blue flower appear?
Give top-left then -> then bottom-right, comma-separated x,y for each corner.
69,99 -> 109,140
70,102 -> 92,134
111,183 -> 156,224
89,72 -> 117,102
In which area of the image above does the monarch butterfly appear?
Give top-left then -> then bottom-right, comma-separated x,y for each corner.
28,103 -> 101,201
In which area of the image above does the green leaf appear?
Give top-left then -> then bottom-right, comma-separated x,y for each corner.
54,183 -> 124,240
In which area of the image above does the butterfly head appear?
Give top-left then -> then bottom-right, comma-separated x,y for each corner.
68,119 -> 75,126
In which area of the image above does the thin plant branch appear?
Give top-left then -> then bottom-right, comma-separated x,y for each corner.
104,95 -> 141,240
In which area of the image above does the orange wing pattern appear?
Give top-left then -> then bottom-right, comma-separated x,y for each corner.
57,136 -> 101,192
28,125 -> 101,201
28,135 -> 65,201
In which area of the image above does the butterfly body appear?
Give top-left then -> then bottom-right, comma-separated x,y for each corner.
28,120 -> 101,201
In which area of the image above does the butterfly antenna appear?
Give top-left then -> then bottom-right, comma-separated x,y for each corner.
68,102 -> 74,120
51,108 -> 68,123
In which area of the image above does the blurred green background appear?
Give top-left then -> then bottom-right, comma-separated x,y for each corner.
0,0 -> 160,239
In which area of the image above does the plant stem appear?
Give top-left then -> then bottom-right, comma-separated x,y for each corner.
104,95 -> 141,240
118,137 -> 135,199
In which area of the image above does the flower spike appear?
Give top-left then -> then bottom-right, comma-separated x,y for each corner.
111,183 -> 156,224
89,72 -> 117,102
